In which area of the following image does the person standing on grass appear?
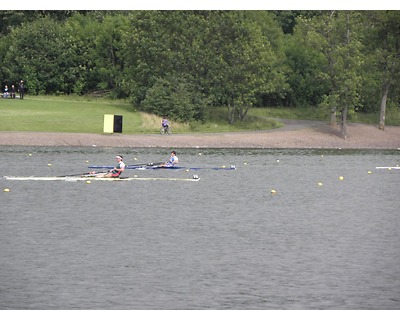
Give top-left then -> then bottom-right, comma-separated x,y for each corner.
18,80 -> 24,99
10,84 -> 16,98
3,85 -> 9,98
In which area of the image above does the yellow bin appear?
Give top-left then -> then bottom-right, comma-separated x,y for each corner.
103,114 -> 114,133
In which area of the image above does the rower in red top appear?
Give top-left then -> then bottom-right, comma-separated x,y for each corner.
105,155 -> 125,177
92,155 -> 125,178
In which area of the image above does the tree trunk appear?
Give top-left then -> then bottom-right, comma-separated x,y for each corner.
330,106 -> 337,126
379,82 -> 389,130
227,99 -> 235,124
340,106 -> 348,139
238,104 -> 250,120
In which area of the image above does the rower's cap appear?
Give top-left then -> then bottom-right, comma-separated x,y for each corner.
116,155 -> 123,159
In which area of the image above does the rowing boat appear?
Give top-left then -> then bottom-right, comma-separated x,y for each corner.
89,165 -> 236,170
376,167 -> 400,170
3,176 -> 200,182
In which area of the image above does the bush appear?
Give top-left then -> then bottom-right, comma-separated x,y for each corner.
141,74 -> 206,122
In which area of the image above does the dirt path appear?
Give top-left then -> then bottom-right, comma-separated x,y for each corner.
0,120 -> 399,149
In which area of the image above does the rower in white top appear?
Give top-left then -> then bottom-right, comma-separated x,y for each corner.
158,150 -> 179,168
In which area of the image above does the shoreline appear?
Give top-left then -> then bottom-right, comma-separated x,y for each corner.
0,122 -> 399,150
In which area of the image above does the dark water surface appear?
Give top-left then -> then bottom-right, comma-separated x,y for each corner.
1,146 -> 399,309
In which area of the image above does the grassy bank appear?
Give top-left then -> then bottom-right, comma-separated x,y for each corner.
250,105 -> 400,126
0,96 -> 141,134
1,95 -> 397,134
0,95 -> 282,134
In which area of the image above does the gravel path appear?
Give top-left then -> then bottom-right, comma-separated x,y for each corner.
0,120 -> 399,149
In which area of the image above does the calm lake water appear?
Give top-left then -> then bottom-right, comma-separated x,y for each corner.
0,146 -> 399,309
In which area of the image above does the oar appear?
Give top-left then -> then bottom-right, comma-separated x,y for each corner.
58,171 -> 108,177
127,162 -> 164,169
89,162 -> 165,169
130,161 -> 164,166
147,162 -> 164,166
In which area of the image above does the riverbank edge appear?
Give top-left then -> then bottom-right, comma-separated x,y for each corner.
0,122 -> 399,150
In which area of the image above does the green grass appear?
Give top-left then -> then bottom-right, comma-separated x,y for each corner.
348,108 -> 400,126
1,95 -> 398,134
0,95 -> 283,134
249,106 -> 400,126
248,106 -> 329,121
0,95 -> 143,134
190,107 -> 283,132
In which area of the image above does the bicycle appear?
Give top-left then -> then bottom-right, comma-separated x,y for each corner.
160,126 -> 172,135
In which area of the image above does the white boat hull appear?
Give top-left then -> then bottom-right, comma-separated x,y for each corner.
3,176 -> 200,182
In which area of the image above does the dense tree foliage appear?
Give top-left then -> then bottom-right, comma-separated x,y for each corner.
294,11 -> 365,137
0,10 -> 399,129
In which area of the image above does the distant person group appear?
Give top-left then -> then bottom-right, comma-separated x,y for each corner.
2,80 -> 24,99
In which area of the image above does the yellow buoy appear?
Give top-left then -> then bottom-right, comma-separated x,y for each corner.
3,188 -> 10,192
271,189 -> 277,194
28,153 -> 32,156
48,163 -> 52,166
368,171 -> 372,174
243,162 -> 247,165
86,181 -> 91,184
339,176 -> 344,180
318,182 -> 323,186
85,160 -> 89,163
134,157 -> 138,161
185,169 -> 190,172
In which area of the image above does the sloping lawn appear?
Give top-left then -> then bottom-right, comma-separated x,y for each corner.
0,96 -> 143,134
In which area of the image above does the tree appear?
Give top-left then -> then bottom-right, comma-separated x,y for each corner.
205,11 -> 287,124
91,13 -> 130,97
284,28 -> 329,107
119,11 -> 175,105
296,11 -> 364,138
142,73 -> 206,122
3,16 -> 67,94
364,11 -> 400,130
0,11 -> 83,36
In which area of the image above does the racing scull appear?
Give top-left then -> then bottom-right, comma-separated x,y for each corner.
3,176 -> 200,182
89,165 -> 236,170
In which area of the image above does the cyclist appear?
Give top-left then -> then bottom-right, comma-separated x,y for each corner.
161,116 -> 171,134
